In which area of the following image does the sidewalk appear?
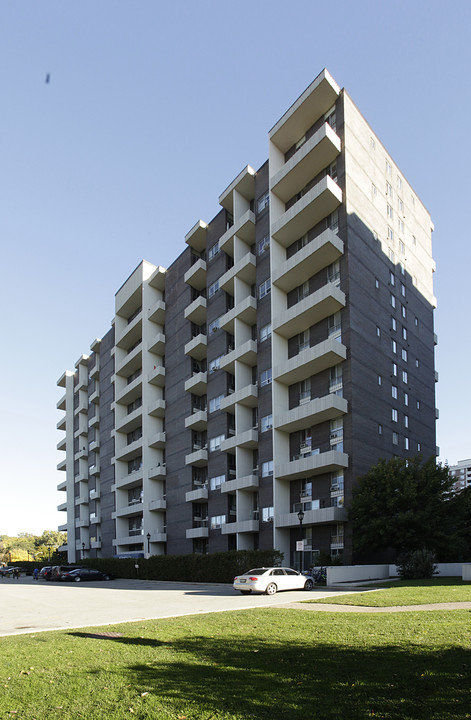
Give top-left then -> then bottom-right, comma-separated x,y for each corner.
278,601 -> 471,613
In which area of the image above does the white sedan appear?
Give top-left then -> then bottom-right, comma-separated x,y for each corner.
233,567 -> 314,595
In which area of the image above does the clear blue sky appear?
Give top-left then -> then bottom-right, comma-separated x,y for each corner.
1,0 -> 469,536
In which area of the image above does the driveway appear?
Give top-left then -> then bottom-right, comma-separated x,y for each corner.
0,575 -> 350,636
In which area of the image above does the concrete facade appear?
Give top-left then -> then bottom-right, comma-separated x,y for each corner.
56,69 -> 437,565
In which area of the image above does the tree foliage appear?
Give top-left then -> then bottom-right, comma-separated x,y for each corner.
349,456 -> 463,560
0,531 -> 67,562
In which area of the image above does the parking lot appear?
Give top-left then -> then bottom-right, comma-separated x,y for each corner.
0,575 -> 349,636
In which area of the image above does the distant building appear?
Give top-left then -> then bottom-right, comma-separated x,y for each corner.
56,69 -> 437,565
450,459 -> 471,492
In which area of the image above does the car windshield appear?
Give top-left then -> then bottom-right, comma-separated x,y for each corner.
245,568 -> 268,575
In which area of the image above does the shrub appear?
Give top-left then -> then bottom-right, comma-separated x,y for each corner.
396,548 -> 438,579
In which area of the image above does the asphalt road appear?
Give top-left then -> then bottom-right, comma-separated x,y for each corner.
0,575 -> 350,637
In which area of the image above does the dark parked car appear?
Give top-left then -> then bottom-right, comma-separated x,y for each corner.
39,566 -> 52,580
60,567 -> 112,582
49,565 -> 80,581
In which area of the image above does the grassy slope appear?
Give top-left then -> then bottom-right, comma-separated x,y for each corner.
1,606 -> 470,720
310,577 -> 471,607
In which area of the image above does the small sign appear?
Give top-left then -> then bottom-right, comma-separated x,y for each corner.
296,540 -> 304,551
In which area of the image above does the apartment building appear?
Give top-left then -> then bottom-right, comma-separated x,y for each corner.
450,459 -> 471,492
56,69 -> 437,565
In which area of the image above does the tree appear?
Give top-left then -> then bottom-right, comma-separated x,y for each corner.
349,456 -> 458,561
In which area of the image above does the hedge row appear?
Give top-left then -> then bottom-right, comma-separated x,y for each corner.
77,549 -> 284,583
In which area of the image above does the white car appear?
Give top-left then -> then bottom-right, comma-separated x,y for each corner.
233,567 -> 314,595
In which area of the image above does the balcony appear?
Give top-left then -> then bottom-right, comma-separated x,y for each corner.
219,165 -> 256,213
74,396 -> 88,415
269,69 -> 340,154
57,501 -> 67,512
184,258 -> 207,290
56,393 -> 66,411
75,446 -> 88,461
89,515 -> 101,525
185,448 -> 208,467
186,526 -> 209,539
275,394 -> 348,433
90,388 -> 99,404
149,498 -> 167,512
148,398 -> 165,418
89,462 -> 100,476
219,339 -> 257,373
275,449 -> 348,481
148,464 -> 166,480
57,415 -> 66,431
57,478 -> 67,491
275,505 -> 347,528
184,296 -> 207,325
148,332 -> 165,356
115,375 -> 142,406
222,516 -> 259,534
148,299 -> 166,325
274,338 -> 346,385
115,344 -> 142,378
75,495 -> 89,506
219,252 -> 256,294
89,361 -> 100,381
221,428 -> 258,454
115,313 -> 142,349
57,436 -> 66,452
115,438 -> 143,462
185,410 -> 208,431
185,487 -> 209,502
220,384 -> 258,411
184,334 -> 207,361
272,123 -> 341,203
113,534 -> 144,547
272,229 -> 343,293
220,474 -> 259,493
149,532 -> 167,544
148,431 -> 166,449
273,284 -> 345,338
148,366 -> 165,387
89,409 -> 100,428
114,468 -> 144,490
184,372 -> 207,395
220,295 -> 257,333
116,406 -> 143,434
271,176 -> 342,248
114,503 -> 144,518
185,219 -> 208,252
89,488 -> 100,500
219,209 -> 256,256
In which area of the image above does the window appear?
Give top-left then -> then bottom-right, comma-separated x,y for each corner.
297,280 -> 309,301
372,183 -> 377,199
208,242 -> 219,261
404,392 -> 409,406
262,506 -> 274,522
386,181 -> 393,197
392,408 -> 398,422
401,283 -> 406,297
392,432 -> 399,446
415,317 -> 419,327
210,475 -> 225,491
208,317 -> 221,334
295,135 -> 306,150
209,394 -> 224,413
208,355 -> 223,374
392,362 -> 397,376
402,348 -> 408,362
415,358 -> 420,368
261,414 -> 273,432
329,209 -> 339,233
330,418 -> 343,451
377,374 -> 382,386
327,260 -> 340,285
375,278 -> 380,289
210,515 -> 226,529
389,271 -> 395,286
398,196 -> 404,212
391,316 -> 396,331
209,435 -> 225,452
208,280 -> 219,298
328,311 -> 342,340
376,326 -> 381,338
402,327 -> 407,340
298,330 -> 309,352
397,176 -> 403,191
402,370 -> 408,383
259,279 -> 271,299
330,365 -> 343,394
260,368 -> 272,387
392,385 -> 398,399
417,442 -> 421,452
258,235 -> 270,255
299,378 -> 311,404
390,294 -> 396,309
392,339 -> 397,353
378,424 -> 383,435
404,415 -> 409,428
386,161 -> 392,177
387,204 -> 393,219
401,304 -> 407,319
325,106 -> 337,130
257,191 -> 269,214
388,229 -> 394,245
398,222 -> 405,237
260,323 -> 272,342
404,437 -> 410,450
262,461 -> 273,477
416,400 -> 420,410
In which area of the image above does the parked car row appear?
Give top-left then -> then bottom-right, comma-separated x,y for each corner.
44,565 -> 113,582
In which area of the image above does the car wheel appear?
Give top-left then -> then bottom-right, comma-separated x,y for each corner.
74,577 -> 81,582
304,579 -> 314,591
103,575 -> 110,580
265,582 -> 277,595
240,590 -> 251,595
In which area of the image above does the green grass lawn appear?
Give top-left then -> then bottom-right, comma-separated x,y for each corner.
310,577 -> 471,607
0,605 -> 470,719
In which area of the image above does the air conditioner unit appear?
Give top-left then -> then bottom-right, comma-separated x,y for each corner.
300,444 -> 311,454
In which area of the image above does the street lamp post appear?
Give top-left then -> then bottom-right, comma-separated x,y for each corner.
146,532 -> 151,558
82,542 -> 85,560
297,509 -> 304,573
